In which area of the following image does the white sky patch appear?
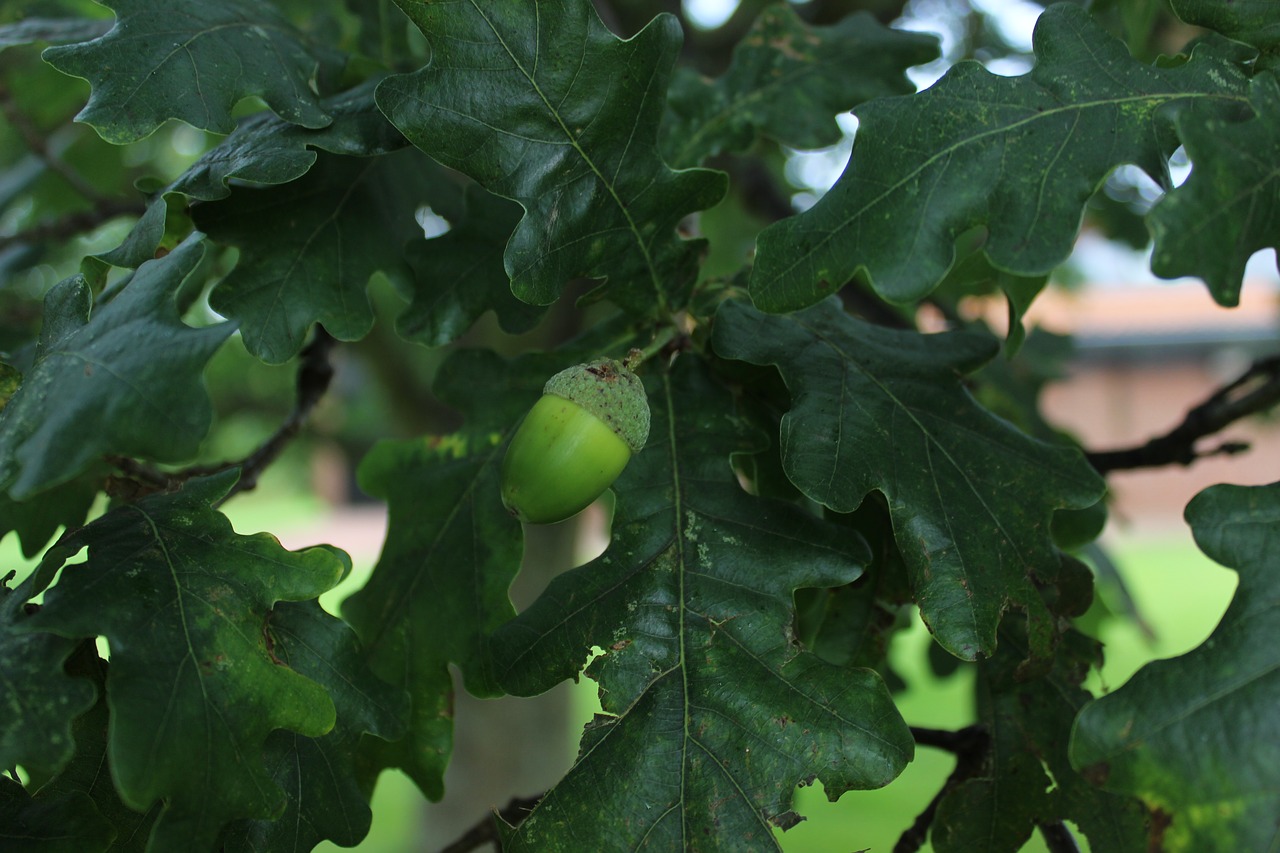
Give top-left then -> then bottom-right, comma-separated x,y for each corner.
970,0 -> 1040,52
683,0 -> 739,29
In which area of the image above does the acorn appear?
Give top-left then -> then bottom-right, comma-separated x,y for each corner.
500,356 -> 650,524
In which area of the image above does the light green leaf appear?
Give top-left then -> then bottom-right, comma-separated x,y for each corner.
661,5 -> 938,168
1071,481 -> 1280,852
491,358 -> 911,850
0,236 -> 233,499
711,298 -> 1104,660
25,473 -> 347,851
1150,74 -> 1280,306
42,0 -> 338,143
376,0 -> 726,312
749,3 -> 1252,312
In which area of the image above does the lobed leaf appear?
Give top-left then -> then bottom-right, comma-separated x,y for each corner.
102,78 -> 408,269
340,348 -> 555,798
711,298 -> 1104,661
0,575 -> 96,782
1171,0 -> 1280,55
749,3 -> 1252,312
25,473 -> 348,851
0,778 -> 115,853
0,236 -> 234,499
933,626 -> 1148,853
194,148 -> 462,364
0,466 -> 101,558
661,5 -> 938,168
24,647 -> 158,853
399,186 -> 545,347
1150,74 -> 1280,306
221,600 -> 408,852
1071,481 -> 1280,852
41,0 -> 338,143
376,0 -> 726,312
491,357 -> 912,850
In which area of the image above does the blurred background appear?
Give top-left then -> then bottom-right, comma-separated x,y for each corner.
2,0 -> 1275,849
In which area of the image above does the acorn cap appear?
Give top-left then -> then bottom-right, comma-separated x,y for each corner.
543,358 -> 650,453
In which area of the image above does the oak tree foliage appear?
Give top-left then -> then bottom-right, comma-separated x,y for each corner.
1,0 -> 1277,850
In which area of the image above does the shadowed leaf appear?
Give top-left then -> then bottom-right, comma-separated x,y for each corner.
1071,481 -> 1280,852
491,357 -> 911,850
712,298 -> 1104,660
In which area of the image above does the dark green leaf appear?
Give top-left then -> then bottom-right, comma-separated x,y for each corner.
0,779 -> 115,853
933,627 -> 1147,853
341,348 -> 551,798
194,148 -> 461,363
0,465 -> 101,558
42,0 -> 338,143
398,186 -> 545,347
31,647 -> 158,853
492,358 -> 911,851
26,473 -> 347,851
1171,0 -> 1280,54
711,298 -> 1104,660
749,4 -> 1252,312
1071,481 -> 1280,852
661,6 -> 938,168
0,237 -> 232,498
376,0 -> 726,311
0,575 -> 96,781
101,78 -> 407,269
1150,74 -> 1280,306
221,600 -> 408,852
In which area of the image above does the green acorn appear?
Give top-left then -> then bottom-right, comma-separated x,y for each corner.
500,356 -> 650,524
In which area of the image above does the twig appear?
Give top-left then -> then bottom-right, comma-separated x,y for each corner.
0,82 -> 109,204
1086,354 -> 1280,474
438,794 -> 543,853
1038,820 -> 1082,853
0,199 -> 148,252
909,725 -> 986,753
894,726 -> 989,853
107,327 -> 338,501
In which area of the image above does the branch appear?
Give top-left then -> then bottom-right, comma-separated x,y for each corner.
0,199 -> 148,252
1038,820 -> 1082,853
108,327 -> 338,501
438,794 -> 543,853
1086,354 -> 1280,475
894,726 -> 989,853
0,81 -> 109,204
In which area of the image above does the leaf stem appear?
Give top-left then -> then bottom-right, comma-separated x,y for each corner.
625,325 -> 680,369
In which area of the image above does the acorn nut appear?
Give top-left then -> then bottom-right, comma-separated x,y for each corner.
500,357 -> 650,524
